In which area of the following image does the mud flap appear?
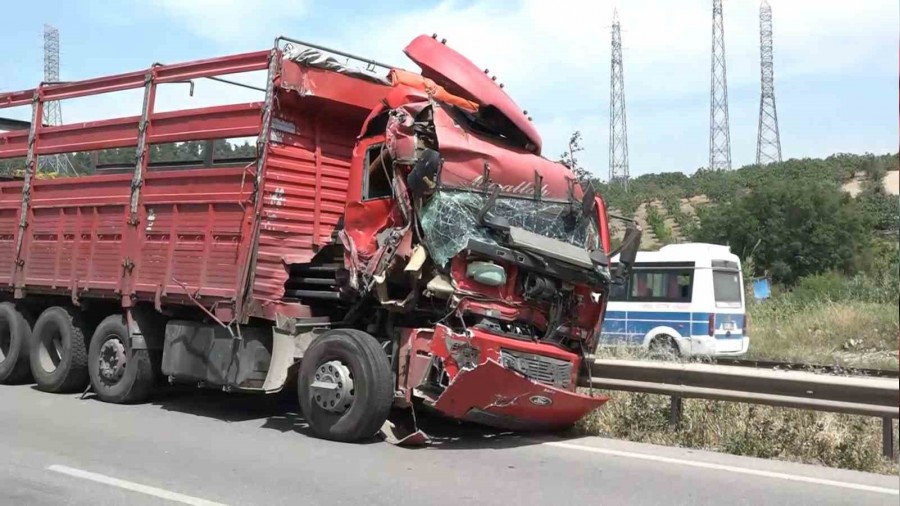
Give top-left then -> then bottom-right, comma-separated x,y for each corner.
262,327 -> 296,393
431,359 -> 608,431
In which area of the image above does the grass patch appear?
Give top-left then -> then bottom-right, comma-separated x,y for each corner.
747,300 -> 899,370
588,297 -> 898,474
576,391 -> 899,475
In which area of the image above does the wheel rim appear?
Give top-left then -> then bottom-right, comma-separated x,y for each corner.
310,360 -> 354,414
0,320 -> 9,362
98,336 -> 127,384
38,326 -> 63,373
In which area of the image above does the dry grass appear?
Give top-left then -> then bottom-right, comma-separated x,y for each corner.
746,301 -> 899,370
585,300 -> 899,474
576,391 -> 899,475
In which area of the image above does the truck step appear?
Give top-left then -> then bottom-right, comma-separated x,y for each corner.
288,263 -> 342,275
285,277 -> 337,287
284,289 -> 344,300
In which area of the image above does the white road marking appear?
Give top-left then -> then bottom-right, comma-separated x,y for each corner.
47,465 -> 228,506
544,441 -> 900,496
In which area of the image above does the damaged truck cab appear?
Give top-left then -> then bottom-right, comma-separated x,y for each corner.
298,35 -> 641,441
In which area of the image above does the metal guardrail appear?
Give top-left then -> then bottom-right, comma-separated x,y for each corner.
708,357 -> 900,379
583,358 -> 900,457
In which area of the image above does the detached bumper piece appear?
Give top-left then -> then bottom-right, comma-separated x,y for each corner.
431,359 -> 608,431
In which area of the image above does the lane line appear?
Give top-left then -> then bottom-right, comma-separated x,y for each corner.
543,441 -> 899,496
47,465 -> 228,506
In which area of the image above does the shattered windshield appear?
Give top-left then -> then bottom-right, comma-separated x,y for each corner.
420,190 -> 599,266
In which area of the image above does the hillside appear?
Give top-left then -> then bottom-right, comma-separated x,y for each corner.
602,154 -> 898,249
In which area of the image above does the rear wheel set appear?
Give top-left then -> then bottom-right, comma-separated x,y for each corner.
0,302 -> 34,384
25,307 -> 154,403
29,306 -> 90,393
87,315 -> 155,404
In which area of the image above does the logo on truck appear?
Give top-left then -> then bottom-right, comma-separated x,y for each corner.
529,395 -> 553,407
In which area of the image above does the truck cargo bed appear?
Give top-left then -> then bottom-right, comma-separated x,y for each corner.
0,45 -> 389,322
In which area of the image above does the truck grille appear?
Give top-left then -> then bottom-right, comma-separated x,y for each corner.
499,349 -> 572,388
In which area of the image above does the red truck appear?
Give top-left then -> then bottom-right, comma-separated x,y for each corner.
0,35 -> 640,442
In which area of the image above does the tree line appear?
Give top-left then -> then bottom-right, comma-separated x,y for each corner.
563,143 -> 898,287
0,139 -> 256,177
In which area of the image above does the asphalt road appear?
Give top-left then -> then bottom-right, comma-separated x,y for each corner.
2,383 -> 897,506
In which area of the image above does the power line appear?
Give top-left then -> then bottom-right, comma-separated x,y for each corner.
708,0 -> 732,171
756,0 -> 783,165
609,9 -> 630,189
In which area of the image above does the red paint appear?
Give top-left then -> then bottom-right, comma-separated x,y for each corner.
596,195 -> 611,254
399,324 -> 608,430
403,35 -> 542,154
432,106 -> 578,200
432,359 -> 608,431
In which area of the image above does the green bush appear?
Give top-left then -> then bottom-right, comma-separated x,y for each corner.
787,272 -> 899,305
645,203 -> 673,244
692,177 -> 871,284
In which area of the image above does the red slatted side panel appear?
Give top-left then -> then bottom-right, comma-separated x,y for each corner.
25,174 -> 131,293
0,181 -> 24,286
135,167 -> 251,302
252,115 -> 354,304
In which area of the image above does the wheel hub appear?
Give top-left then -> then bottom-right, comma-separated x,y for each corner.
98,337 -> 127,383
310,360 -> 354,413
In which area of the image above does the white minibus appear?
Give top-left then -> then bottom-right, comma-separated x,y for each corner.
600,243 -> 749,357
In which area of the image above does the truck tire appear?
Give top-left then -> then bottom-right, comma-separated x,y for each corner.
29,306 -> 89,393
0,302 -> 33,384
298,329 -> 392,442
88,314 -> 155,404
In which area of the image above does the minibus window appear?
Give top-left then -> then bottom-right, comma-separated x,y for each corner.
628,268 -> 693,303
713,270 -> 742,303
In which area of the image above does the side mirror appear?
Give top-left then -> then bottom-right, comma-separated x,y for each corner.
612,223 -> 641,283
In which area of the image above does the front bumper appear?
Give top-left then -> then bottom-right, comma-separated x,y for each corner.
404,325 -> 608,431
431,358 -> 609,430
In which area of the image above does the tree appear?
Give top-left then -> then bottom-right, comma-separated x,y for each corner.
558,131 -> 592,183
692,178 -> 871,284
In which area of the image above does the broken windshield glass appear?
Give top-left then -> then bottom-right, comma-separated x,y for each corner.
419,190 -> 599,266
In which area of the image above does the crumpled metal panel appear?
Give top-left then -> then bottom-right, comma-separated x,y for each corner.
284,47 -> 391,86
431,359 -> 608,431
432,106 -> 577,200
251,124 -> 354,306
403,35 -> 542,154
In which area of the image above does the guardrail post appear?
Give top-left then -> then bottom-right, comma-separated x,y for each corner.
669,396 -> 683,429
882,417 -> 894,459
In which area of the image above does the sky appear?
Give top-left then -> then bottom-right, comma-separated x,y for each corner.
0,0 -> 897,179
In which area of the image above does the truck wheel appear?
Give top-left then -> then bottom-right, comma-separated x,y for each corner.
88,315 -> 155,404
0,303 -> 33,384
29,306 -> 89,393
298,329 -> 392,442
